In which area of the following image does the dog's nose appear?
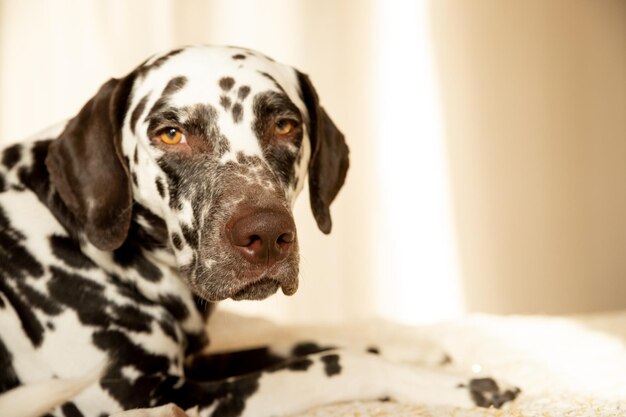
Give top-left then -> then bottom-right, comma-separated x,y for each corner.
227,209 -> 296,266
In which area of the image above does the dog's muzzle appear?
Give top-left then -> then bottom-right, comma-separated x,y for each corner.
223,204 -> 299,300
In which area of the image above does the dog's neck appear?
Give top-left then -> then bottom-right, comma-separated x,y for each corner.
15,139 -> 211,348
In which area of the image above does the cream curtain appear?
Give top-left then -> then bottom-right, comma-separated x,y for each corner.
1,0 -> 625,324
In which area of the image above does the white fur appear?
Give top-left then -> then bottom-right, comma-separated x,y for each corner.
0,363 -> 104,417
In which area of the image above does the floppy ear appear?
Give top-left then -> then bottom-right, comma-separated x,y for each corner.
297,71 -> 350,234
46,73 -> 136,251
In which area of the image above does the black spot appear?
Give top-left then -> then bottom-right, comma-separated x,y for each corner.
158,318 -> 179,343
366,346 -> 380,355
156,177 -> 165,198
138,48 -> 184,77
238,86 -> 250,100
0,279 -> 45,347
130,95 -> 149,134
145,77 -> 187,123
0,174 -> 5,193
185,331 -> 209,356
232,103 -> 243,123
61,401 -> 84,417
48,266 -> 152,333
0,336 -> 20,393
133,146 -> 139,164
291,342 -> 334,356
16,141 -> 84,245
181,224 -> 199,249
287,358 -> 314,371
93,329 -> 172,408
232,54 -> 246,60
132,204 -> 169,250
110,304 -> 152,333
320,353 -> 341,377
112,214 -> 164,283
46,321 -> 55,330
0,206 -> 45,279
49,234 -> 96,269
2,144 -> 22,169
163,76 -> 188,97
440,353 -> 453,365
14,279 -> 63,316
107,273 -> 152,306
171,232 -> 183,250
158,294 -> 189,321
219,77 -> 235,91
47,267 -> 108,328
131,172 -> 138,186
258,71 -> 285,93
134,254 -> 162,282
186,347 -> 284,381
209,374 -> 260,417
220,95 -> 232,111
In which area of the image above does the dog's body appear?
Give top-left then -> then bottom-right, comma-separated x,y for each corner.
0,46 -> 519,417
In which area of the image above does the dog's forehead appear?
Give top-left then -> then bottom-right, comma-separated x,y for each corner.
134,46 -> 305,118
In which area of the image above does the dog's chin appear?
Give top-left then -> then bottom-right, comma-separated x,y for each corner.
184,260 -> 300,302
230,277 -> 282,301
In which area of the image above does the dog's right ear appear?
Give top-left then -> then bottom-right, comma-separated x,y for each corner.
296,71 -> 350,234
46,73 -> 136,251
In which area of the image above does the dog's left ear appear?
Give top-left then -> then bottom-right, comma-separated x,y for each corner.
46,72 -> 136,251
296,71 -> 350,234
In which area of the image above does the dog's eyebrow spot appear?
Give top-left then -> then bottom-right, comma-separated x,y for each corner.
232,54 -> 246,60
163,76 -> 188,96
146,77 -> 188,122
219,77 -> 235,91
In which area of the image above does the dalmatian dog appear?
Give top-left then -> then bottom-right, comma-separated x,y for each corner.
0,45 -> 520,417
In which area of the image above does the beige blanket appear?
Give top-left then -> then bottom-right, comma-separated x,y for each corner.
207,310 -> 626,416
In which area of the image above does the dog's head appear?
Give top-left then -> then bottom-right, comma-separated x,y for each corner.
45,46 -> 349,301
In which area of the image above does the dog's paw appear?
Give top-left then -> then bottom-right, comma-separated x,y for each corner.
459,377 -> 521,408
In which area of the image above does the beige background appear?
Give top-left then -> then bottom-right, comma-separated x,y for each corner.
0,0 -> 624,323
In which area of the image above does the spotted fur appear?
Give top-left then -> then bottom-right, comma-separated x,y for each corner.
0,46 -> 517,417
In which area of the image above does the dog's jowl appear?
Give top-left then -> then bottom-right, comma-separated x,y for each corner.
0,46 -> 517,417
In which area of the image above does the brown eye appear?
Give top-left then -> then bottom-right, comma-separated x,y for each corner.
274,120 -> 295,136
159,128 -> 185,145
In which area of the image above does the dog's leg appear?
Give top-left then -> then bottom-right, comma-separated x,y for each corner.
112,349 -> 519,417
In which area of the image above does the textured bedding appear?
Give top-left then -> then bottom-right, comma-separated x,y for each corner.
207,310 -> 626,416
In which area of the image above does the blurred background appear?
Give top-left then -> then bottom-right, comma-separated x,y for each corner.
1,0 -> 625,325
